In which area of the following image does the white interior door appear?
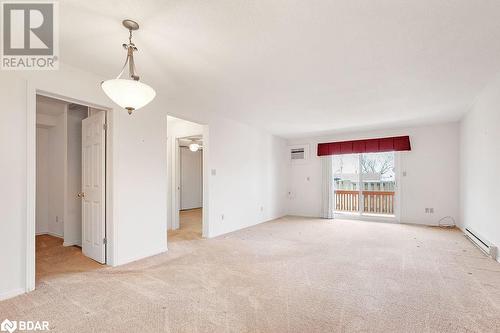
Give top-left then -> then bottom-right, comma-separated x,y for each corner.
81,112 -> 106,263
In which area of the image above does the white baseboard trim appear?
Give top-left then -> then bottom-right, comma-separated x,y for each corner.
36,232 -> 63,239
0,288 -> 25,301
63,240 -> 81,247
207,214 -> 287,239
112,246 -> 168,267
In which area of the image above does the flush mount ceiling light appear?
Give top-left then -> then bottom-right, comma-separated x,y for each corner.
189,142 -> 200,152
101,19 -> 156,115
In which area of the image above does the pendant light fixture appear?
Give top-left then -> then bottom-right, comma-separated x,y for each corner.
101,19 -> 156,115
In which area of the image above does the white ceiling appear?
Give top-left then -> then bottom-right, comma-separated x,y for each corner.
60,0 -> 500,138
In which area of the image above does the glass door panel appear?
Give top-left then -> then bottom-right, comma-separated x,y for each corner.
360,152 -> 395,216
333,154 -> 360,214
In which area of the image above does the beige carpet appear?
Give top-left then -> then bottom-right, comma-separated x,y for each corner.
1,217 -> 500,332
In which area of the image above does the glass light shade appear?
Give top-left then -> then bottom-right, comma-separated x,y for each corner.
189,143 -> 200,152
101,79 -> 156,112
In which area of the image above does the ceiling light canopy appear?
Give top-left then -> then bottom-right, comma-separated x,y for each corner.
101,20 -> 156,115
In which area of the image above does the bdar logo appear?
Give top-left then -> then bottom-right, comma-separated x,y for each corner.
0,319 -> 17,333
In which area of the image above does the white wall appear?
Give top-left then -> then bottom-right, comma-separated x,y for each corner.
460,75 -> 500,257
180,148 -> 203,210
0,73 -> 30,299
36,128 -> 49,234
64,108 -> 87,246
287,122 -> 460,226
207,116 -> 289,237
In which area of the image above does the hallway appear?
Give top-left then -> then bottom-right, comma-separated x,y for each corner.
168,208 -> 202,242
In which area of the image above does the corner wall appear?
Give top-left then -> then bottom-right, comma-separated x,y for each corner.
460,75 -> 500,257
287,122 -> 460,226
207,116 -> 289,237
36,128 -> 49,234
47,111 -> 66,237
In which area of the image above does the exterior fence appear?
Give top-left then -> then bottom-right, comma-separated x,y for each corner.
335,190 -> 395,215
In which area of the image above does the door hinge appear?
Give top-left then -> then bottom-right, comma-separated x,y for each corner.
103,238 -> 107,245
103,123 -> 107,131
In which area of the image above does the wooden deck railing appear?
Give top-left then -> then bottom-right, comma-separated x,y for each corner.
335,190 -> 395,215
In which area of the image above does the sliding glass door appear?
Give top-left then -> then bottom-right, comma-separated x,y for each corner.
333,152 -> 397,218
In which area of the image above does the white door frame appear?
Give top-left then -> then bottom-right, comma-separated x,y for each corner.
26,86 -> 114,293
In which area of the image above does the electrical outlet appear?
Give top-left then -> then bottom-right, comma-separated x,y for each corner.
425,208 -> 429,213
56,216 -> 59,222
403,171 -> 407,177
221,214 -> 224,221
211,169 -> 217,176
429,208 -> 434,214
306,176 -> 310,181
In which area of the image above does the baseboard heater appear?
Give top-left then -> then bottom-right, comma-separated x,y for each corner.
464,228 -> 498,260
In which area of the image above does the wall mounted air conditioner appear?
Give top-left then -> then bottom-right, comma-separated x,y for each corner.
464,228 -> 498,260
289,144 -> 309,164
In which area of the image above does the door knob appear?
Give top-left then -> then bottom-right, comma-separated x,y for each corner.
77,192 -> 85,199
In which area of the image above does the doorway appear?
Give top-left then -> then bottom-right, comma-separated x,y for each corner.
333,151 -> 399,219
35,95 -> 107,283
178,135 -> 203,240
166,116 -> 207,242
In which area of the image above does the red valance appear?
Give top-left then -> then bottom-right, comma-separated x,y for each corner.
317,136 -> 411,156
